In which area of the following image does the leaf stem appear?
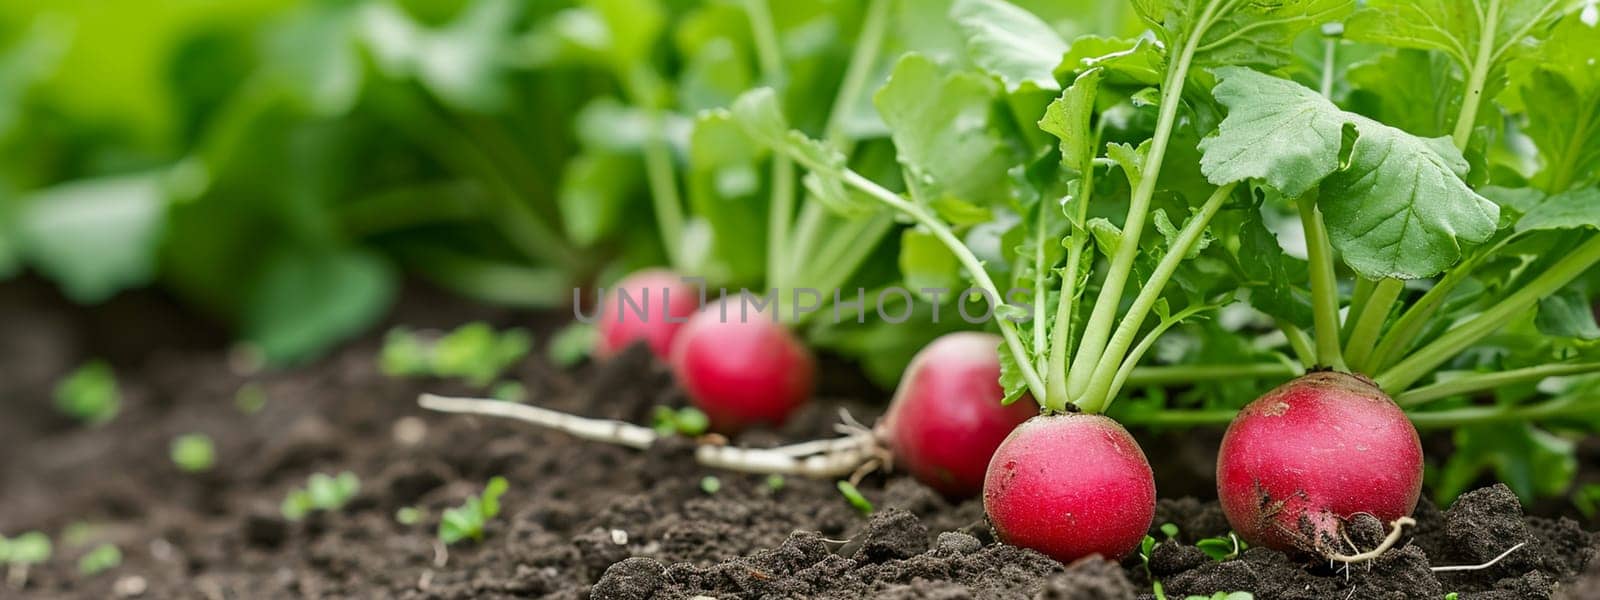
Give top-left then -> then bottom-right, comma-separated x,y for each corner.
1376,235 -> 1600,391
1396,361 -> 1600,407
1079,183 -> 1235,413
1298,193 -> 1347,370
1046,158 -> 1100,411
743,0 -> 797,288
1344,278 -> 1404,372
1277,320 -> 1317,367
1124,361 -> 1300,387
623,64 -> 686,270
823,0 -> 890,148
1452,0 -> 1500,150
1066,12 -> 1209,399
837,169 -> 1049,403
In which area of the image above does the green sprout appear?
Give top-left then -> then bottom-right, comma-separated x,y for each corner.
836,481 -> 873,516
395,507 -> 422,526
281,472 -> 361,521
1195,532 -> 1247,562
170,433 -> 215,473
547,322 -> 597,368
54,361 -> 119,426
1185,593 -> 1252,600
77,544 -> 120,576
1574,484 -> 1600,519
652,406 -> 710,437
439,476 -> 508,545
765,474 -> 786,491
700,476 -> 722,495
234,383 -> 267,414
1159,522 -> 1179,539
382,323 -> 531,387
1,531 -> 52,587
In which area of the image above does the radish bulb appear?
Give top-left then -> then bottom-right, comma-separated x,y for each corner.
669,300 -> 814,432
1216,371 -> 1423,554
594,269 -> 702,360
879,332 -> 1034,498
983,414 -> 1157,562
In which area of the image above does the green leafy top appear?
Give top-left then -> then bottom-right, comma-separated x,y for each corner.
1200,67 -> 1499,279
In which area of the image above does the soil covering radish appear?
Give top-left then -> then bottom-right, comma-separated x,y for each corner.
983,414 -> 1156,562
594,269 -> 702,360
670,300 -> 815,432
877,332 -> 1034,498
1217,371 -> 1423,554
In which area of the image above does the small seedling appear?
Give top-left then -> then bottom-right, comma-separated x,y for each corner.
491,381 -> 527,403
765,474 -> 785,491
547,322 -> 596,368
439,476 -> 508,545
382,323 -> 531,387
836,481 -> 873,516
699,476 -> 721,495
395,507 -> 422,526
1,531 -> 52,588
281,472 -> 360,521
235,383 -> 267,414
652,406 -> 710,437
1444,593 -> 1459,600
54,361 -> 119,426
76,544 -> 120,576
1185,593 -> 1252,600
170,433 -> 215,473
1196,532 -> 1247,561
1160,523 -> 1179,539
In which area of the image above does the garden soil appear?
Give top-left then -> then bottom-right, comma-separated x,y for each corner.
2,279 -> 1596,599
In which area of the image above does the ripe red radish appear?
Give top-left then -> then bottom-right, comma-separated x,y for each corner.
983,414 -> 1156,562
669,299 -> 814,432
1216,371 -> 1423,554
594,269 -> 702,360
878,332 -> 1034,498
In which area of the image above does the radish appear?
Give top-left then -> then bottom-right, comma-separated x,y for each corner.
594,269 -> 702,360
983,414 -> 1156,562
669,299 -> 815,432
878,332 -> 1034,498
1216,371 -> 1423,554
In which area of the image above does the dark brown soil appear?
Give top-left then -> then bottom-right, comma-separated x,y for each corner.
1,279 -> 1595,599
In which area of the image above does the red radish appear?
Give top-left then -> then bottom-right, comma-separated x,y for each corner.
669,300 -> 814,432
595,269 -> 702,360
878,332 -> 1034,498
1216,371 -> 1423,554
983,414 -> 1156,562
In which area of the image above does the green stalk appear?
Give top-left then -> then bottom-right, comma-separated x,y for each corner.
1124,362 -> 1300,387
1066,15 -> 1210,399
1377,235 -> 1600,391
823,0 -> 890,148
1031,198 -> 1052,376
1078,183 -> 1234,413
1343,277 -> 1375,339
622,64 -> 686,271
1105,305 -> 1218,402
1452,0 -> 1501,150
839,169 -> 1049,402
1277,320 -> 1317,367
743,0 -> 797,290
1397,361 -> 1600,407
801,213 -> 897,321
1344,278 -> 1404,372
1045,120 -> 1107,411
1298,193 -> 1347,370
1367,261 -> 1471,371
400,247 -> 569,308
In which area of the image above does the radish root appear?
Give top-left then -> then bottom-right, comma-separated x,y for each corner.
1324,516 -> 1416,564
418,394 -> 880,478
1430,542 -> 1525,572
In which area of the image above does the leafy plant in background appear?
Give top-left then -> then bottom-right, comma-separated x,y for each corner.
438,476 -> 507,545
380,322 -> 531,387
53,361 -> 119,426
281,472 -> 361,521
